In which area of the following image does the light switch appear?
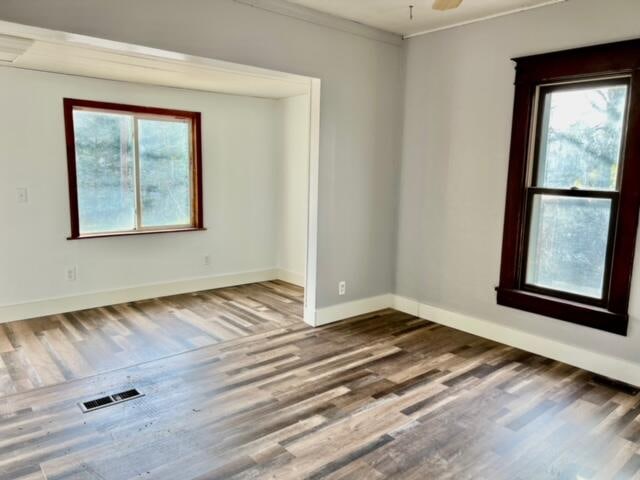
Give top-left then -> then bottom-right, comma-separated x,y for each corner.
16,188 -> 28,204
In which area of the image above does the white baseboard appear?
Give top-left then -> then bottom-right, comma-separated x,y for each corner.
276,269 -> 305,287
392,295 -> 640,387
0,269 -> 280,324
392,295 -> 419,316
8,274 -> 638,386
312,294 -> 393,327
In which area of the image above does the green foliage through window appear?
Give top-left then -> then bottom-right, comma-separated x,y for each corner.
525,82 -> 628,300
73,109 -> 194,235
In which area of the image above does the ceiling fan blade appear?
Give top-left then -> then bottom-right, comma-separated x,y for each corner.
432,0 -> 463,10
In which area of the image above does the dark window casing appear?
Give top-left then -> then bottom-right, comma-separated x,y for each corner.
497,39 -> 640,336
63,99 -> 204,239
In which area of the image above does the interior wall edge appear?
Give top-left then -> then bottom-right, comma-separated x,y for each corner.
0,268 -> 280,324
392,295 -> 640,387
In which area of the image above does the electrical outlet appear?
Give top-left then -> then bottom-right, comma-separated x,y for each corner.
16,188 -> 28,204
204,255 -> 211,266
66,266 -> 77,282
338,281 -> 346,296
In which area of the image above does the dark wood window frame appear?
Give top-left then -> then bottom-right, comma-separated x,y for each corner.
497,39 -> 640,336
64,98 -> 205,240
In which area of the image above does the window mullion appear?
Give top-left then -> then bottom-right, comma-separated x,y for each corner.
133,116 -> 142,230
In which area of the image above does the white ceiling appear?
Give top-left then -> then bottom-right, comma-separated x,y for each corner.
283,0 -> 566,37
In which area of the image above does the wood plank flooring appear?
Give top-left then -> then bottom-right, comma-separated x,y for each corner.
0,281 -> 303,395
2,284 -> 640,479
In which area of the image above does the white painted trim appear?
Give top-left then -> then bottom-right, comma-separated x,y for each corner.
306,292 -> 640,384
276,269 -> 305,287
403,0 -> 567,39
392,295 -> 419,316
304,306 -> 317,326
312,294 -> 393,327
0,34 -> 32,61
0,19 -> 313,86
0,269 -> 280,324
0,20 -> 314,98
392,295 -> 640,387
303,78 -> 321,326
233,0 -> 403,46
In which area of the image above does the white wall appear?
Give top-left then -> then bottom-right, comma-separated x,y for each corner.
7,0 -> 639,381
0,0 -> 405,310
277,94 -> 310,286
0,67 -> 282,308
396,0 -> 640,367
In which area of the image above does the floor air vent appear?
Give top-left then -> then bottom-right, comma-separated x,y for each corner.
82,396 -> 113,411
112,389 -> 141,401
79,388 -> 144,413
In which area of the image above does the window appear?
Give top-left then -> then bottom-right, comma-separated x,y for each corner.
497,40 -> 640,335
64,99 -> 203,239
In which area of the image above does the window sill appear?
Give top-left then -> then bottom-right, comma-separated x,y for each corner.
68,227 -> 207,240
496,287 -> 628,336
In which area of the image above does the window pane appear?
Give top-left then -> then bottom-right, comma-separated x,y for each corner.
525,195 -> 612,299
535,84 -> 627,190
73,110 -> 135,234
138,119 -> 192,228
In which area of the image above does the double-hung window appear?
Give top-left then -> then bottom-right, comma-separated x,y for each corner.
64,99 -> 203,239
497,40 -> 640,335
524,79 -> 627,302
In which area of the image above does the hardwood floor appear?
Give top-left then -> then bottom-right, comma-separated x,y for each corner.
2,283 -> 640,479
0,281 -> 303,395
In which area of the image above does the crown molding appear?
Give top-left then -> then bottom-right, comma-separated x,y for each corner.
233,0 -> 403,46
0,33 -> 32,62
404,0 -> 567,39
